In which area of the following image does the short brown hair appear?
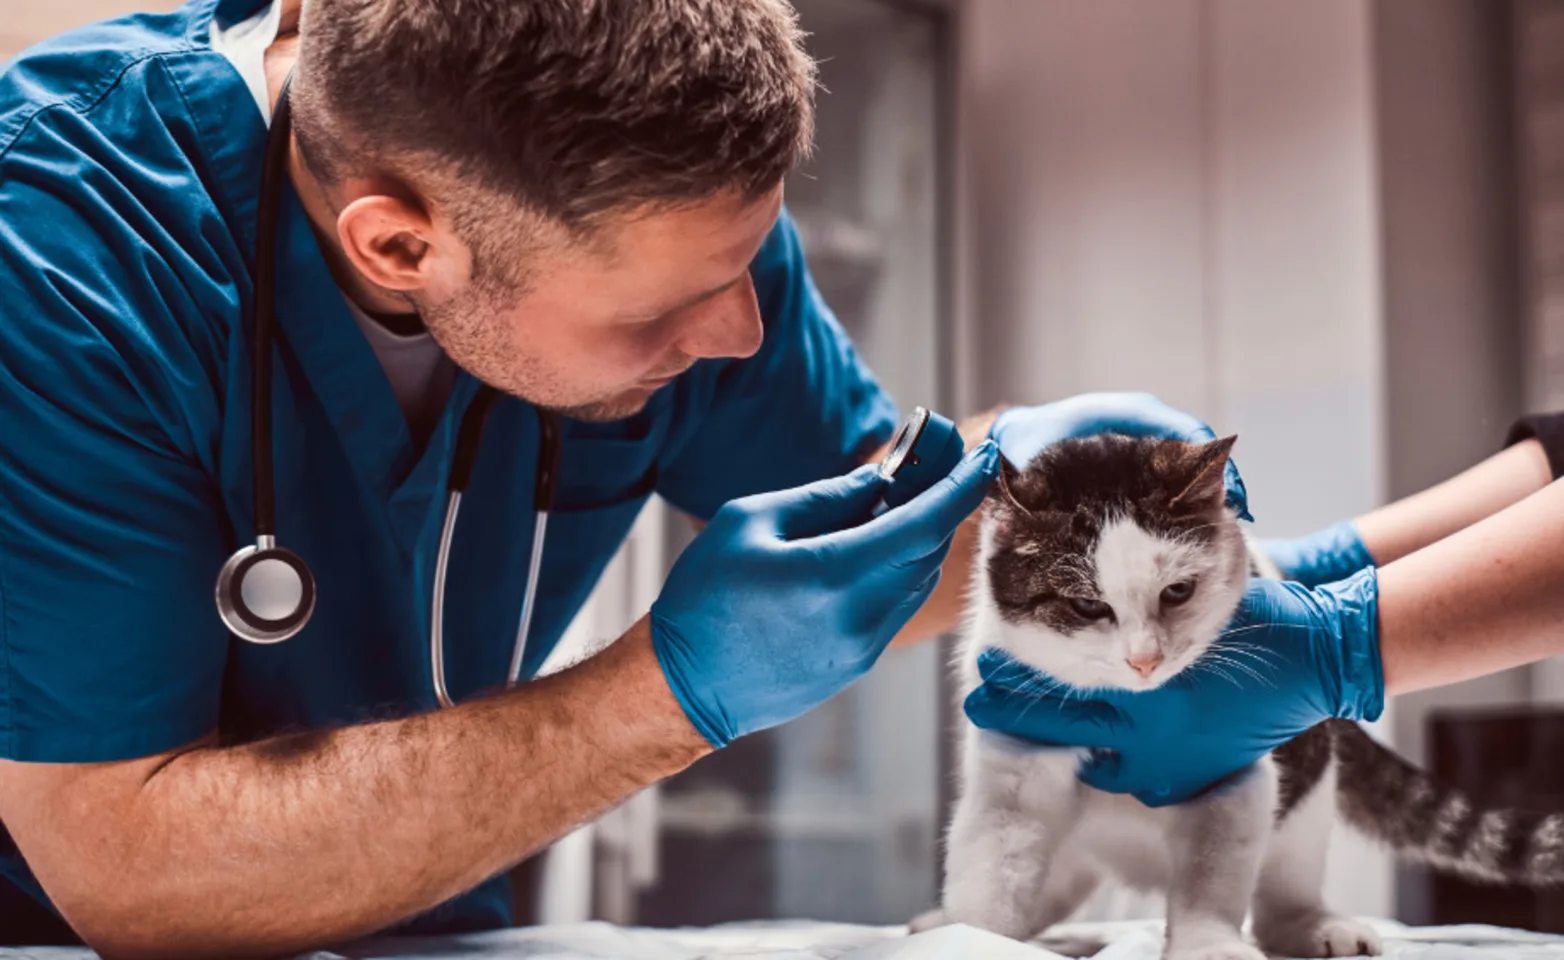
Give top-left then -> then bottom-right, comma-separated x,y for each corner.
293,0 -> 816,232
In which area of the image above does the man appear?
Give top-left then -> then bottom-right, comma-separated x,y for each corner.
0,0 -> 1230,953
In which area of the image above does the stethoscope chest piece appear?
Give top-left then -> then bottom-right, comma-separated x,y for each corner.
216,537 -> 317,644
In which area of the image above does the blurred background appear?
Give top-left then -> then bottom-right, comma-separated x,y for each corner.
7,0 -> 1564,936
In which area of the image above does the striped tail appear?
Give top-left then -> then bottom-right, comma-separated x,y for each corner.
1331,720 -> 1564,886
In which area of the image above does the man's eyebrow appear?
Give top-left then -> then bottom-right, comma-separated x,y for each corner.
635,274 -> 747,320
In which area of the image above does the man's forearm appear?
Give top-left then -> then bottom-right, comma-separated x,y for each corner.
4,619 -> 707,958
1355,439 -> 1551,565
1379,475 -> 1564,696
888,409 -> 1001,646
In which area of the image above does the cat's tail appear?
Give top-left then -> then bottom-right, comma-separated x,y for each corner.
1330,720 -> 1564,886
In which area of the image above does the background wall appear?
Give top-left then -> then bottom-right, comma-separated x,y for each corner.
0,0 -> 178,60
954,0 -> 1385,536
1375,0 -> 1528,922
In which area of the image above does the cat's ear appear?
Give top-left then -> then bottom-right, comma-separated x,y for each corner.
989,453 -> 1034,520
1169,435 -> 1237,511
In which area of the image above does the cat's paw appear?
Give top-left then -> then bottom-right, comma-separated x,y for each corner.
943,882 -> 1041,941
907,907 -> 949,934
1166,945 -> 1266,960
1035,932 -> 1110,958
1257,914 -> 1382,958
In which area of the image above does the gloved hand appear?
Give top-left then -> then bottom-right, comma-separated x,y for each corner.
990,393 -> 1250,520
963,569 -> 1384,806
652,441 -> 1001,748
1261,519 -> 1375,588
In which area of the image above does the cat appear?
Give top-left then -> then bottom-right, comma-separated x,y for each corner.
915,433 -> 1564,960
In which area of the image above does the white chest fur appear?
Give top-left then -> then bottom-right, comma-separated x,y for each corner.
965,724 -> 1279,894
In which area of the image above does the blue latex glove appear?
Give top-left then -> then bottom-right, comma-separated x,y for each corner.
990,393 -> 1251,520
652,441 -> 1001,748
1261,519 -> 1375,588
964,569 -> 1385,806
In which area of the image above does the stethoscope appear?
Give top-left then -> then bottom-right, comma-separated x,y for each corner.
214,73 -> 559,708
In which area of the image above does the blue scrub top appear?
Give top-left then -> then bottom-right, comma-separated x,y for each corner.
0,0 -> 897,937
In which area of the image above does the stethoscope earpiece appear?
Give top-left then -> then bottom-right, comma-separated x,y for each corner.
216,538 -> 317,644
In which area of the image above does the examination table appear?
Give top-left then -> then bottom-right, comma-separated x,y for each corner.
0,919 -> 1560,958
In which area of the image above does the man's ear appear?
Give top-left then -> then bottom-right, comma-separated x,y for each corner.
336,194 -> 437,293
1169,435 -> 1237,511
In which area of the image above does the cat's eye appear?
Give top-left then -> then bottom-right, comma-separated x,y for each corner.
1067,597 -> 1114,621
1161,580 -> 1196,606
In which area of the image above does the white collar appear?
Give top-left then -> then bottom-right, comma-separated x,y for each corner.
210,0 -> 284,124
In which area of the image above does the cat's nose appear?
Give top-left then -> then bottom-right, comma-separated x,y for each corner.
1125,652 -> 1164,678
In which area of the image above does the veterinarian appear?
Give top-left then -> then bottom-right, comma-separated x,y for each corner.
0,0 -> 1256,953
969,414 -> 1564,807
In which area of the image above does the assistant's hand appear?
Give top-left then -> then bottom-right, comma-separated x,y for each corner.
990,392 -> 1250,519
963,570 -> 1385,806
1261,520 -> 1376,587
652,442 -> 1001,747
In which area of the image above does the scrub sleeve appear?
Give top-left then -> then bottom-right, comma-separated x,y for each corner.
1507,412 -> 1564,480
0,148 -> 235,764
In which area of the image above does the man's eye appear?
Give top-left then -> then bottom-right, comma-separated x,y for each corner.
1161,580 -> 1196,606
1066,597 -> 1114,621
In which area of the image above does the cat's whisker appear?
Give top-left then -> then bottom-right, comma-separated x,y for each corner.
997,677 -> 1043,699
1189,660 -> 1243,689
1207,668 -> 1244,690
1222,657 -> 1281,682
1200,663 -> 1257,691
994,673 -> 1078,705
1004,680 -> 1090,726
1216,623 -> 1316,639
1214,638 -> 1280,654
1217,645 -> 1283,669
1011,696 -> 1045,725
1016,679 -> 1057,700
1214,624 -> 1278,638
1207,648 -> 1283,678
1203,653 -> 1274,688
1215,638 -> 1272,651
1209,641 -> 1285,672
1221,661 -> 1273,687
1032,678 -> 1073,702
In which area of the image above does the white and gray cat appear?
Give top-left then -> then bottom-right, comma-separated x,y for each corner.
916,434 -> 1564,960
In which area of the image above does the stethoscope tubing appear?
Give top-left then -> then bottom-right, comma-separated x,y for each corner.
233,68 -> 556,708
508,511 -> 549,686
250,69 -> 293,540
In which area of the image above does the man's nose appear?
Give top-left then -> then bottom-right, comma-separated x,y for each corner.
676,276 -> 764,361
